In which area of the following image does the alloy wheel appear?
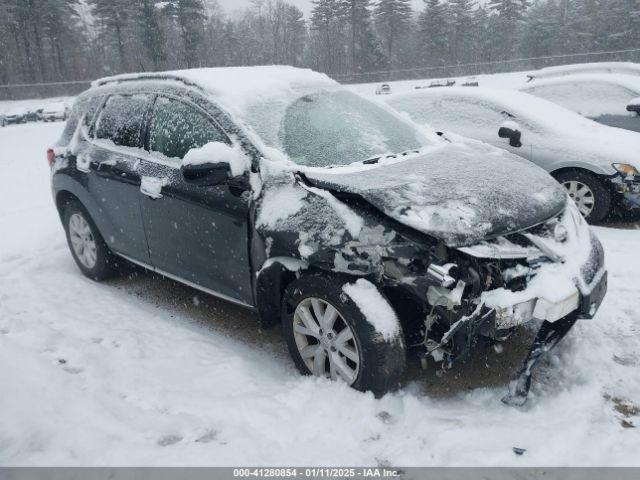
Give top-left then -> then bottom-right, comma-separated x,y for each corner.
292,297 -> 360,385
69,213 -> 98,269
563,180 -> 595,217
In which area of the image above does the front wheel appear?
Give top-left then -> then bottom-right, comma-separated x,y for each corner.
554,170 -> 611,223
282,275 -> 406,396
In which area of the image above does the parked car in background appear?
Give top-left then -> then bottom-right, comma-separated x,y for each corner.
521,74 -> 640,133
49,66 -> 606,405
25,108 -> 43,122
4,106 -> 28,125
375,83 -> 391,95
41,101 -> 68,122
385,87 -> 640,222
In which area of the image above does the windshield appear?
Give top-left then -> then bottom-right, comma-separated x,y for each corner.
280,90 -> 426,167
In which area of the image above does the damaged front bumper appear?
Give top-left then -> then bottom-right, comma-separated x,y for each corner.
426,202 -> 607,405
609,173 -> 640,211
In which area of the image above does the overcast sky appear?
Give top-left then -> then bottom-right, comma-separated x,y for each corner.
216,0 -> 428,17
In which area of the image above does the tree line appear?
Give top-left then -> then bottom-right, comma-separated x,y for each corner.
1,0 -> 639,86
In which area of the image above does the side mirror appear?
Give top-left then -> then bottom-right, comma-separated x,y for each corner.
181,161 -> 230,186
498,121 -> 522,148
627,98 -> 640,115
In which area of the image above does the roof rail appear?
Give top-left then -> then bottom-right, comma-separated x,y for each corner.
93,73 -> 204,91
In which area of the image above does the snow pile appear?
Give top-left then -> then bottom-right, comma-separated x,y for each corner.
183,141 -> 251,177
342,279 -> 400,341
307,139 -> 567,247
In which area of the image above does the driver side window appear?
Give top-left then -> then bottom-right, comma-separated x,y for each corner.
149,96 -> 229,162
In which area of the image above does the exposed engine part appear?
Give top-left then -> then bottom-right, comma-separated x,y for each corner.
426,262 -> 458,287
427,280 -> 465,309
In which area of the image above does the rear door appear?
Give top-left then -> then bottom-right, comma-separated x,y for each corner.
84,93 -> 153,262
138,95 -> 254,306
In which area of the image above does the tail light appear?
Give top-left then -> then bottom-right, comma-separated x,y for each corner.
47,148 -> 55,166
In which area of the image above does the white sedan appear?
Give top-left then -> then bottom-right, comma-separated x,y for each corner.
385,87 -> 640,222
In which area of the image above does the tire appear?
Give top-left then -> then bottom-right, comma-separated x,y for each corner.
554,170 -> 611,223
62,200 -> 120,281
282,274 -> 406,397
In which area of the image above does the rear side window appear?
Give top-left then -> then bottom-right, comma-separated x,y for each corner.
95,94 -> 152,148
57,95 -> 103,146
149,96 -> 228,161
82,95 -> 103,128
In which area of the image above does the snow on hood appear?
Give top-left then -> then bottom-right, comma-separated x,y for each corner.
305,140 -> 567,247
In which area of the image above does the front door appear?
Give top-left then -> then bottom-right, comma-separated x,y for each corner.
138,95 -> 254,306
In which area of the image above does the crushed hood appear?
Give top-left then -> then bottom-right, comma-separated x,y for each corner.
304,141 -> 567,247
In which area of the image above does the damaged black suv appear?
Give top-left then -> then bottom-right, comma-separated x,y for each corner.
50,67 -> 607,405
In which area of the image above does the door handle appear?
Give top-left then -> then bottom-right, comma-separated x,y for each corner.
95,162 -> 141,185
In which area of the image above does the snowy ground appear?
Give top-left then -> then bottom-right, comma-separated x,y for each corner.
1,121 -> 639,466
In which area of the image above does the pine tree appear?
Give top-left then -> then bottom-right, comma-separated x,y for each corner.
417,0 -> 449,67
341,0 -> 383,73
448,0 -> 476,64
166,0 -> 206,68
137,0 -> 167,70
310,0 -> 348,75
488,0 -> 531,59
470,5 -> 493,63
88,0 -> 135,72
373,0 -> 413,68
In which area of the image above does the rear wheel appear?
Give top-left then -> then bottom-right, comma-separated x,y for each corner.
554,170 -> 611,223
62,200 -> 120,281
282,275 -> 406,396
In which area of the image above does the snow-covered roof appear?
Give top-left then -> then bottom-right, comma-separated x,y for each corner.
93,66 -> 339,153
520,73 -> 640,117
523,73 -> 640,93
387,86 -> 598,134
527,62 -> 640,81
385,86 -> 640,173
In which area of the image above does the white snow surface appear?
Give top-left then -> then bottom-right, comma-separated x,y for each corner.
342,279 -> 401,342
1,107 -> 640,467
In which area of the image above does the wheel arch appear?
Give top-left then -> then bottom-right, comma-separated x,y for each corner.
550,162 -> 614,178
55,190 -> 82,217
